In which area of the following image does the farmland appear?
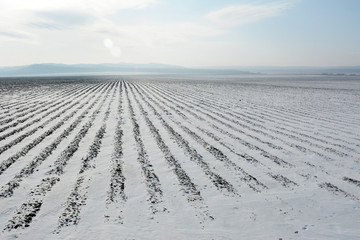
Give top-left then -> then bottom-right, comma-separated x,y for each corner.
0,75 -> 359,239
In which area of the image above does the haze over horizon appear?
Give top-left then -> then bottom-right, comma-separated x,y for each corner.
1,0 -> 359,68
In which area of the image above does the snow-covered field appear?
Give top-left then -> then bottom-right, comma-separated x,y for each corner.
0,75 -> 359,240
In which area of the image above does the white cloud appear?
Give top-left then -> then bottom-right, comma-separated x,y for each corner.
0,0 -> 156,29
0,30 -> 31,40
106,23 -> 222,46
0,0 -> 157,40
0,0 -> 224,65
206,1 -> 294,26
89,17 -> 223,48
0,0 -> 155,14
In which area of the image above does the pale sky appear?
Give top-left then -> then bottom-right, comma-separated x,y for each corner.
0,0 -> 359,67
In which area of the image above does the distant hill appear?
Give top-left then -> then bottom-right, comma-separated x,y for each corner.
1,63 -> 359,77
0,63 -> 253,77
203,66 -> 360,75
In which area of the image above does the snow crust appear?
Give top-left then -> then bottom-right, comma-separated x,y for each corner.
0,75 -> 359,239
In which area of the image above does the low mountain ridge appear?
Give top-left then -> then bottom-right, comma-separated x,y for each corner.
0,63 -> 252,76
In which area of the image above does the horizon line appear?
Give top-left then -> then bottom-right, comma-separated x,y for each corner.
1,62 -> 360,69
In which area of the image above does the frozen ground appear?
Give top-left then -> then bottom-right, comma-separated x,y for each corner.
0,74 -> 359,240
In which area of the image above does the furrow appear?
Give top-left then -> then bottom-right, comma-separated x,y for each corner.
153,84 -> 353,159
142,81 -> 359,182
0,83 -> 110,198
106,81 -> 127,223
3,82 -> 115,231
56,125 -> 107,230
0,83 -> 87,127
127,83 -> 214,223
183,83 -> 360,148
343,177 -> 360,188
133,83 -> 268,193
176,82 -> 359,132
125,83 -> 166,215
0,83 -> 102,155
236,106 -> 360,154
0,82 -> 100,142
151,84 -> 286,152
146,83 -> 293,168
0,83 -> 109,176
184,87 -> 356,157
126,82 -> 238,196
136,83 -> 262,167
242,101 -> 360,139
153,83 -> 353,164
0,83 -> 91,134
319,182 -> 359,201
268,174 -> 298,188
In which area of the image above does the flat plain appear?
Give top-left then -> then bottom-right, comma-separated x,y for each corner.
0,74 -> 359,239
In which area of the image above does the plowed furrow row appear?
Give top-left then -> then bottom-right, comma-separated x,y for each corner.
142,83 -> 287,170
269,174 -> 298,188
155,84 -> 352,159
319,182 -> 359,201
183,85 -> 360,148
128,84 -> 213,223
0,97 -> 69,134
151,84 -> 286,152
0,88 -> 55,115
343,177 -> 360,188
0,83 -> 102,156
106,82 -> 127,223
0,83 -> 87,126
137,84 -> 262,168
0,83 -> 110,198
57,124 -> 107,230
0,83 -> 99,139
133,83 -> 268,192
147,84 -> 292,168
125,84 -> 166,214
0,83 -> 92,125
238,104 -> 360,147
180,83 -> 359,130
50,83 -> 114,175
152,84 -> 347,164
263,102 -> 359,128
178,87 -> 357,156
3,82 -> 114,231
168,83 -> 360,142
0,83 -> 102,144
241,101 -> 360,139
0,83 -> 89,132
0,84 -> 109,176
127,83 -> 238,196
139,83 -> 333,193
0,102 -> 44,124
153,81 -> 359,191
238,108 -> 360,154
0,76 -> 358,239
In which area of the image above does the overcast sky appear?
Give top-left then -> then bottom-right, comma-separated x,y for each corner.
0,0 -> 359,67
